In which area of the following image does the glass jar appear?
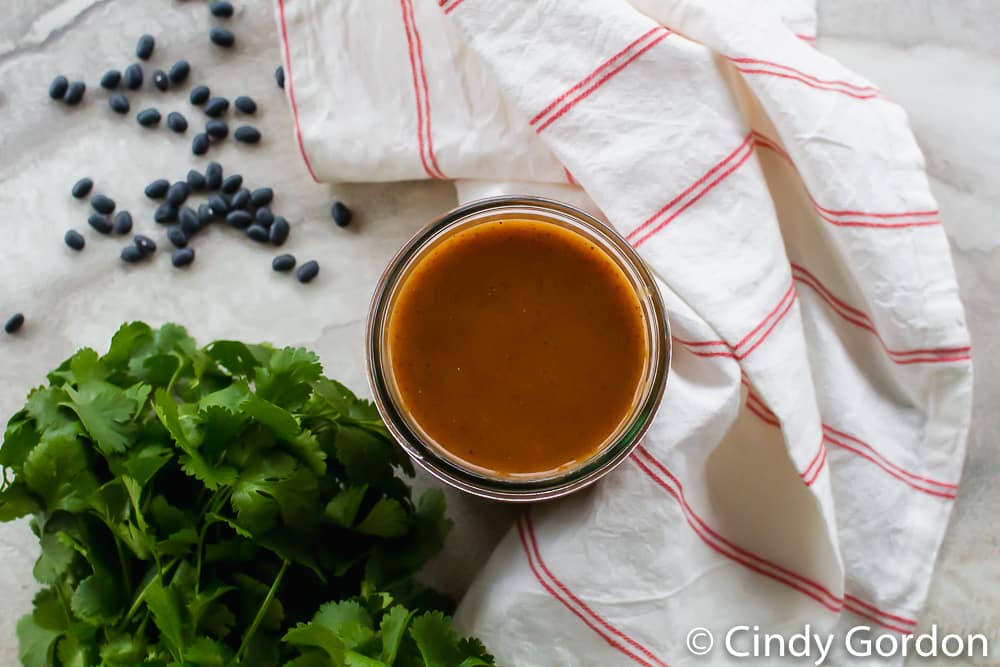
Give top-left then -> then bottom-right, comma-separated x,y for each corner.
366,196 -> 670,502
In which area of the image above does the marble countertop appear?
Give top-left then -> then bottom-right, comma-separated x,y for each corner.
0,1 -> 996,665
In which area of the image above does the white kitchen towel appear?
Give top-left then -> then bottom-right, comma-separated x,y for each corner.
274,1 -> 974,665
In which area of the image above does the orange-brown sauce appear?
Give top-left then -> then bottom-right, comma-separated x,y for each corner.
387,218 -> 647,476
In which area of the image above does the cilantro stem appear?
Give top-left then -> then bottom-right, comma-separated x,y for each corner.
113,536 -> 133,600
120,557 -> 179,627
236,558 -> 288,662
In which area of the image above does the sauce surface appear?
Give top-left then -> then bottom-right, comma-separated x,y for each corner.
387,218 -> 647,476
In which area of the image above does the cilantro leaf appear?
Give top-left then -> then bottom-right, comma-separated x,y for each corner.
17,613 -> 61,667
356,498 -> 411,539
70,573 -> 125,625
22,437 -> 99,513
62,381 -> 136,455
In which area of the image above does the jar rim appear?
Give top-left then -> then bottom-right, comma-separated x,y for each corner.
366,196 -> 671,502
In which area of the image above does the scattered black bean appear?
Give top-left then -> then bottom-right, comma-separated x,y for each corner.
63,81 -> 86,105
137,108 -> 162,127
154,203 -> 178,223
250,187 -> 273,207
91,194 -> 115,214
205,162 -> 223,189
124,63 -> 143,90
296,260 -> 319,283
255,208 -> 274,227
121,245 -> 144,263
168,60 -> 191,85
275,65 -> 284,89
205,119 -> 228,139
152,69 -> 169,91
167,111 -> 188,133
166,181 -> 190,207
113,210 -> 133,234
134,234 -> 156,255
230,188 -> 250,210
88,213 -> 113,234
172,247 -> 195,267
187,169 -> 207,191
197,203 -> 214,225
220,174 -> 242,193
209,1 -> 234,18
109,93 -> 130,114
234,95 -> 256,114
190,85 -> 211,105
331,201 -> 352,227
100,69 -> 121,90
49,75 -> 69,100
204,97 -> 229,117
269,217 -> 289,245
136,34 -> 155,60
71,178 -> 93,199
208,195 -> 229,218
272,254 -> 295,271
192,132 -> 210,155
4,313 -> 25,334
179,207 -> 200,234
233,125 -> 261,144
226,210 -> 252,229
246,224 -> 269,243
168,226 -> 188,248
64,229 -> 85,251
209,27 -> 235,48
145,178 -> 170,199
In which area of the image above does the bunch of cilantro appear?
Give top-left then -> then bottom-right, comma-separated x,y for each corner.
0,322 -> 495,667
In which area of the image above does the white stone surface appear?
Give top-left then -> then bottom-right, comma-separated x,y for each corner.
0,1 -> 996,665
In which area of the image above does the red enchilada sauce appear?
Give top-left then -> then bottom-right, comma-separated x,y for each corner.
386,218 -> 647,476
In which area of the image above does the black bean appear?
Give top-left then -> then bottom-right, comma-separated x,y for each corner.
192,132 -> 210,156
209,27 -> 235,48
204,97 -> 229,117
221,174 -> 242,193
167,111 -> 188,133
275,65 -> 284,90
63,81 -> 86,105
205,162 -> 223,189
233,125 -> 261,144
4,313 -> 25,334
268,217 -> 289,245
134,234 -> 157,255
121,245 -> 144,263
172,247 -> 195,267
209,1 -> 234,17
88,213 -> 113,234
187,169 -> 207,191
331,201 -> 352,227
113,210 -> 133,235
296,260 -> 319,283
136,34 -> 155,60
197,203 -> 214,225
100,69 -> 121,90
137,108 -> 161,127
179,207 -> 200,234
205,119 -> 228,139
64,229 -> 85,251
246,224 -> 269,243
168,226 -> 188,248
124,63 -> 143,90
234,95 -> 256,114
108,93 -> 130,114
230,188 -> 250,210
154,203 -> 177,224
71,178 -> 93,199
49,75 -> 69,100
145,178 -> 170,199
250,187 -> 273,207
91,194 -> 115,214
272,254 -> 295,272
190,85 -> 211,105
166,181 -> 190,207
255,208 -> 274,227
152,69 -> 169,92
208,195 -> 228,218
168,60 -> 190,85
226,210 -> 252,229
